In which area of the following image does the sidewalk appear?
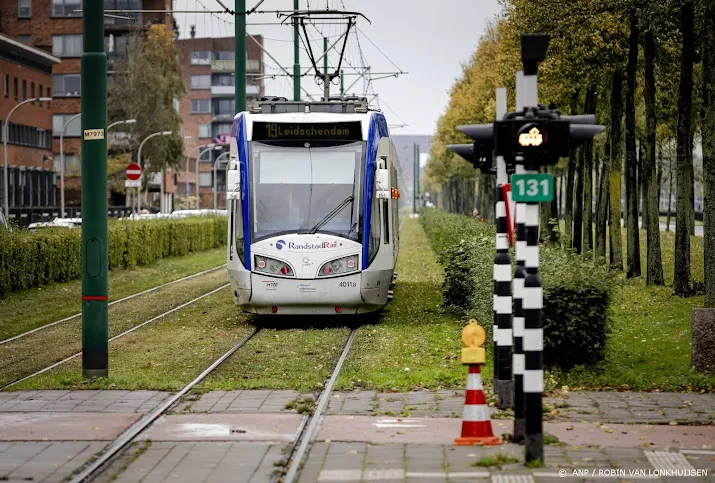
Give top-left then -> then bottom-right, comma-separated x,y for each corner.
0,389 -> 712,482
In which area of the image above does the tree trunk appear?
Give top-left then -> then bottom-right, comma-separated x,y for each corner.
550,167 -> 560,245
703,0 -> 715,307
644,29 -> 665,285
625,11 -> 641,277
595,142 -> 610,263
565,89 -> 580,248
574,147 -> 584,253
608,70 -> 624,271
667,155 -> 673,231
639,142 -> 647,234
674,0 -> 694,295
584,86 -> 597,254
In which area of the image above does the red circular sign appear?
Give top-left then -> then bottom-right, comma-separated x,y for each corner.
126,163 -> 142,180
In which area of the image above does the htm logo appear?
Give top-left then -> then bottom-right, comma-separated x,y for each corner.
276,239 -> 286,250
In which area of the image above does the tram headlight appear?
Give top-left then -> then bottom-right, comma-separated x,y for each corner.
254,255 -> 294,277
318,255 -> 359,277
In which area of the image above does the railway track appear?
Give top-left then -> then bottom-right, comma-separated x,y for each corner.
61,324 -> 358,482
0,283 -> 230,390
0,264 -> 227,346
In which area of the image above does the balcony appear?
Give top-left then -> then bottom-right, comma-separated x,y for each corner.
211,84 -> 260,96
211,59 -> 260,73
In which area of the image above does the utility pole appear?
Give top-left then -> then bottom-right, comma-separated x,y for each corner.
323,37 -> 330,100
235,0 -> 247,112
293,0 -> 300,101
340,69 -> 344,95
81,0 -> 108,378
413,143 -> 420,213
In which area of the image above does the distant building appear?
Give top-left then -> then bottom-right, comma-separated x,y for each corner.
0,0 -> 173,209
175,35 -> 264,208
392,134 -> 431,211
0,33 -> 59,210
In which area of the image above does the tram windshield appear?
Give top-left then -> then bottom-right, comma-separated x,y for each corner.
250,140 -> 365,242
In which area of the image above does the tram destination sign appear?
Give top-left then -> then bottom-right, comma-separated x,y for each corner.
253,122 -> 362,141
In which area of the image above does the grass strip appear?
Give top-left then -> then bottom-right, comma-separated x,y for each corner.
335,217 -> 481,391
11,289 -> 253,391
0,247 -> 227,340
1,269 -> 229,388
200,321 -> 351,392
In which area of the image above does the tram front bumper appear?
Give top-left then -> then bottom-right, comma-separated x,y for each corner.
245,273 -> 367,315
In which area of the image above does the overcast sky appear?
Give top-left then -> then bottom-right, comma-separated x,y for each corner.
173,0 -> 502,135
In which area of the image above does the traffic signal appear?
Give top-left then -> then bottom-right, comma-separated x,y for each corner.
451,108 -> 604,171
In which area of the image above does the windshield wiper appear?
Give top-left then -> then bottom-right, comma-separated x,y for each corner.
308,195 -> 354,234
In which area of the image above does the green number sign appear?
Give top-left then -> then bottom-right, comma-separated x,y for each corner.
510,174 -> 554,202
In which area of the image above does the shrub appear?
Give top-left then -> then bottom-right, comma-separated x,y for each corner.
421,208 -> 614,368
0,215 -> 227,297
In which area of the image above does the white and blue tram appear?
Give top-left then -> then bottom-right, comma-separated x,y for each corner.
224,97 -> 400,315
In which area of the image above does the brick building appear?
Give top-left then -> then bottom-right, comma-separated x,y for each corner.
0,0 -> 172,211
175,35 -> 264,209
0,33 -> 59,212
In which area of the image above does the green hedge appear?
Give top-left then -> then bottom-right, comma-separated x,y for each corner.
0,216 -> 227,297
421,208 -> 615,369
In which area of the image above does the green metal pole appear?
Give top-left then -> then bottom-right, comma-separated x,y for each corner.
81,0 -> 108,377
340,69 -> 344,95
235,0 -> 246,112
323,37 -> 328,74
293,0 -> 300,101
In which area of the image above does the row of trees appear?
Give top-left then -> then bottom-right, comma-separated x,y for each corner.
107,24 -> 185,196
425,0 -> 715,303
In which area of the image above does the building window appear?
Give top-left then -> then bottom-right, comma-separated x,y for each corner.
190,51 -> 211,65
46,87 -> 51,106
191,75 -> 210,90
199,172 -> 213,187
30,82 -> 35,100
18,35 -> 32,44
13,78 -> 18,99
213,98 -> 234,116
22,80 -> 27,100
191,99 -> 210,113
213,51 -> 234,61
212,74 -> 234,86
18,0 -> 31,18
3,75 -> 8,97
53,114 -> 81,137
0,122 -> 52,149
52,0 -> 81,17
212,123 -> 233,139
198,124 -> 211,138
38,84 -> 43,101
52,34 -> 83,57
54,153 -> 80,175
53,74 -> 81,97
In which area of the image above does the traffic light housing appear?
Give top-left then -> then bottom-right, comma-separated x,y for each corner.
447,140 -> 495,174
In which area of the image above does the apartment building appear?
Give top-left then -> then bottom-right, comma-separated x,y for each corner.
176,35 -> 264,208
0,33 -> 59,212
0,0 -> 172,209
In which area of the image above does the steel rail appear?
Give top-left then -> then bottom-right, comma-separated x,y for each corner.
0,264 -> 227,345
280,329 -> 357,483
69,327 -> 262,483
0,284 -> 230,390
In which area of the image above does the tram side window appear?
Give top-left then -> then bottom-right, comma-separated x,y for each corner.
367,169 -> 381,263
233,198 -> 245,265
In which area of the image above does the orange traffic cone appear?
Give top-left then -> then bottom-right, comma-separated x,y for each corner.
454,320 -> 502,446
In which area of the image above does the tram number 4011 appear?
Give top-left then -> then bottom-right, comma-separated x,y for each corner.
339,281 -> 357,288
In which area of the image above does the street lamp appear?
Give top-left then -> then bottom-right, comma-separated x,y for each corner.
184,143 -> 214,208
197,145 -> 222,210
213,151 -> 230,210
2,97 -> 52,218
59,116 -> 137,217
136,130 -> 172,213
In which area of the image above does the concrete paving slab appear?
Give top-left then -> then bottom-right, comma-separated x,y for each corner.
318,416 -> 715,449
0,412 -> 140,441
137,413 -> 304,442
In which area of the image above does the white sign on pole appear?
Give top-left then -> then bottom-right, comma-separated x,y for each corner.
125,180 -> 141,188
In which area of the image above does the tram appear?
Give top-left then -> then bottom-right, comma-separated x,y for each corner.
224,96 -> 400,315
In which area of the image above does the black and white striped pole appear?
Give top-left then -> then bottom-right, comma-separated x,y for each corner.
512,71 -> 527,443
493,87 -> 513,410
